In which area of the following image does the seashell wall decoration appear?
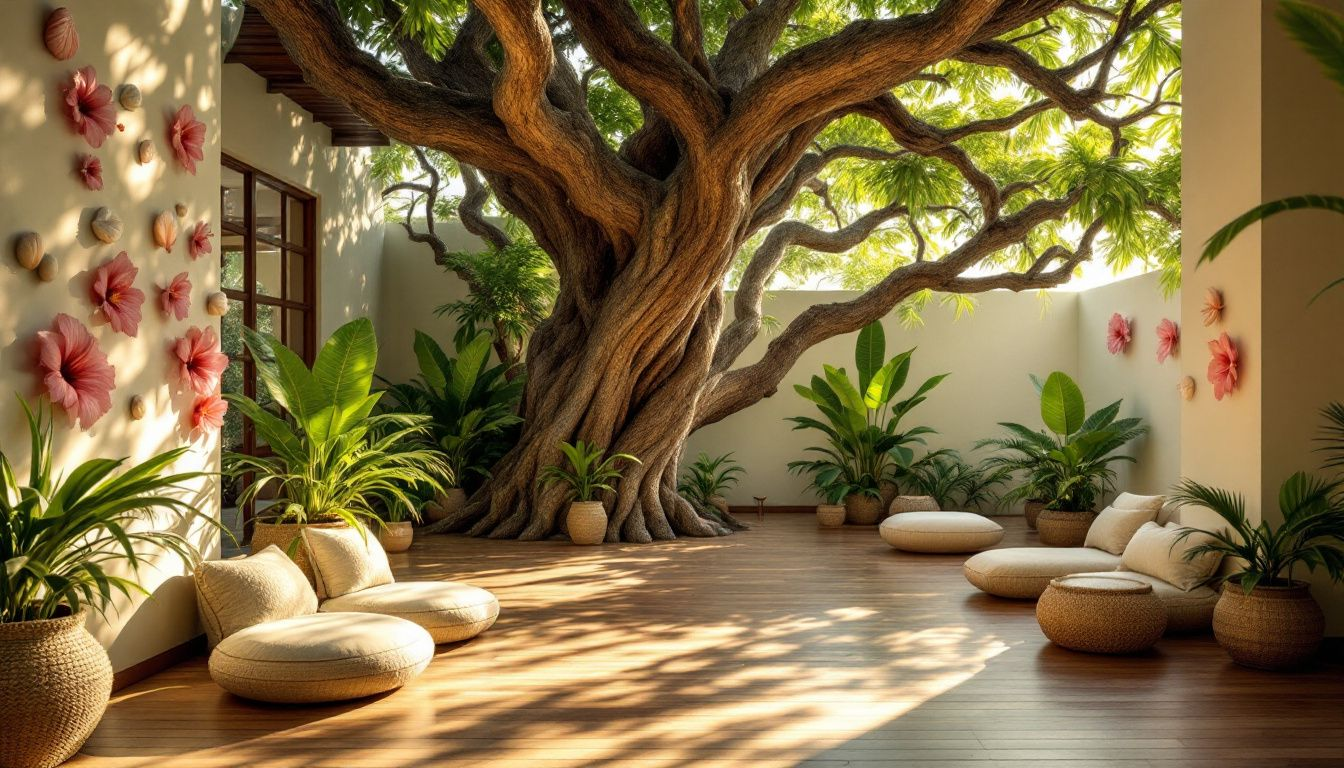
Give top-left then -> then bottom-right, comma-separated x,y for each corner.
1178,376 -> 1195,401
128,395 -> 147,421
137,139 -> 156,165
1201,287 -> 1223,326
205,291 -> 229,317
36,254 -> 58,282
175,202 -> 188,218
90,207 -> 123,244
153,211 -> 178,252
44,8 -> 78,61
119,84 -> 142,111
14,232 -> 42,270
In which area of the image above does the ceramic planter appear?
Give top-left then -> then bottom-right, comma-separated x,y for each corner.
250,520 -> 347,585
0,610 -> 113,768
843,493 -> 884,525
816,504 -> 845,528
566,501 -> 607,545
1213,582 -> 1324,670
1036,509 -> 1095,547
378,521 -> 414,553
1024,499 -> 1047,530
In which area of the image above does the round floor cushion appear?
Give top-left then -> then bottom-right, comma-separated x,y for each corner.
320,581 -> 500,644
880,511 -> 1005,553
209,612 -> 434,703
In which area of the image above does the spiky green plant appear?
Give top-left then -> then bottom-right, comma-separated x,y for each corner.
908,450 -> 1011,513
678,452 -> 745,506
538,441 -> 640,503
1,398 -> 221,623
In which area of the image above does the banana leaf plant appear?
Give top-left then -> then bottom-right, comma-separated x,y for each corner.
979,371 -> 1148,513
787,321 -> 947,502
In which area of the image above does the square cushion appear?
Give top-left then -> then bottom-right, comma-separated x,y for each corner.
1084,505 -> 1158,555
194,545 -> 318,647
301,524 -> 394,599
1121,521 -> 1224,591
1112,492 -> 1166,513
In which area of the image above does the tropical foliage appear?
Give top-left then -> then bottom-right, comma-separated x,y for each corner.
678,452 -> 745,507
908,450 -> 1011,513
538,442 -> 641,504
979,372 -> 1148,512
381,330 -> 524,491
788,321 -> 946,503
436,242 -> 557,356
224,318 -> 448,530
1201,0 -> 1344,302
1,398 -> 218,623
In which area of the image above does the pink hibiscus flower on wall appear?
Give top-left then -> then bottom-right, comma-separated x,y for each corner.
169,105 -> 206,175
159,272 -> 192,321
36,313 -> 116,430
192,393 -> 228,434
61,66 -> 116,148
1207,332 -> 1240,401
188,221 -> 213,260
1155,319 -> 1179,363
174,326 -> 228,395
76,154 -> 102,190
89,252 -> 146,337
1106,313 -> 1132,355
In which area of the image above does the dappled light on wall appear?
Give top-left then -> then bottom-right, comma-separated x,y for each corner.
35,313 -> 116,430
1106,312 -> 1131,355
1207,332 -> 1239,401
1155,318 -> 1179,363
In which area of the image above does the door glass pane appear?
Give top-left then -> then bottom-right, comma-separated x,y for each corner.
285,250 -> 306,302
255,182 -> 282,240
286,197 -> 307,247
284,308 -> 309,361
254,303 -> 280,343
221,234 -> 245,291
255,240 -> 281,297
221,360 -> 245,452
221,167 -> 245,228
220,297 -> 245,359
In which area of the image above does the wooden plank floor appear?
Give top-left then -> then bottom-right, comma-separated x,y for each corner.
72,514 -> 1344,767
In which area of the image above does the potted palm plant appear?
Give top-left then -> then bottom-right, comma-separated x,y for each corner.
678,452 -> 745,520
908,450 -> 1011,514
225,318 -> 447,579
788,321 -> 946,525
1,398 -> 219,768
1172,472 -> 1344,670
538,441 -> 640,545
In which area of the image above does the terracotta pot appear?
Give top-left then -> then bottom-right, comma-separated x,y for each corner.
1213,582 -> 1324,670
816,504 -> 846,528
378,521 -> 414,553
1036,509 -> 1095,547
843,493 -> 884,525
426,487 -> 467,523
250,520 -> 347,585
566,501 -> 607,545
1024,499 -> 1047,530
708,495 -> 730,516
878,480 -> 900,513
888,495 -> 941,516
0,610 -> 112,768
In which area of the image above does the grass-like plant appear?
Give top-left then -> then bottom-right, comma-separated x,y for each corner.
538,441 -> 639,503
1,398 -> 220,623
909,450 -> 1011,513
224,318 -> 448,530
678,452 -> 744,507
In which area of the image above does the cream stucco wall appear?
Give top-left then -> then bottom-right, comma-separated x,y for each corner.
0,0 -> 222,671
220,63 -> 384,339
376,218 -> 477,381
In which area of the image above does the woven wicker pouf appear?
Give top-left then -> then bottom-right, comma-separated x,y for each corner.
816,504 -> 845,528
1036,575 -> 1167,654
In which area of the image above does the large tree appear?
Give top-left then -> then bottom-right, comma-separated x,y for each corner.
250,0 -> 1181,541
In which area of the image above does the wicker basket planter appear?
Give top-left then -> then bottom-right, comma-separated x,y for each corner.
1036,509 -> 1095,547
425,487 -> 467,523
566,501 -> 607,545
878,480 -> 900,513
0,610 -> 113,768
1036,576 -> 1167,654
888,495 -> 941,517
250,520 -> 347,585
377,521 -> 415,553
1213,582 -> 1324,670
1024,499 -> 1047,530
816,504 -> 846,528
843,493 -> 884,525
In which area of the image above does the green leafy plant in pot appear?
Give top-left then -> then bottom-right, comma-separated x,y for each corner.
979,372 -> 1147,545
1,398 -> 220,768
538,441 -> 640,545
678,452 -> 747,531
908,450 -> 1011,514
224,318 -> 447,576
787,321 -> 946,525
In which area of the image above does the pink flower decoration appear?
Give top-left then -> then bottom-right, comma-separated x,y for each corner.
1106,313 -> 1132,355
159,272 -> 192,321
1155,319 -> 1180,363
173,326 -> 228,396
169,105 -> 206,175
36,313 -> 116,430
1207,332 -> 1240,401
76,154 -> 102,191
61,66 -> 116,149
89,252 -> 145,337
192,393 -> 228,434
188,221 -> 213,260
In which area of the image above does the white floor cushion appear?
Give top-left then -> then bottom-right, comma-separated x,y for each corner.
321,581 -> 500,644
1070,571 -> 1218,633
209,612 -> 434,703
963,547 -> 1122,599
880,511 -> 1005,553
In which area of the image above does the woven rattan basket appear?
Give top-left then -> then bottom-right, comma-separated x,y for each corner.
0,610 -> 112,768
1036,509 -> 1095,547
888,495 -> 941,516
843,493 -> 884,525
1213,582 -> 1324,670
816,504 -> 845,528
425,487 -> 467,523
1036,575 -> 1167,654
250,520 -> 347,585
566,501 -> 607,545
1024,499 -> 1046,530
